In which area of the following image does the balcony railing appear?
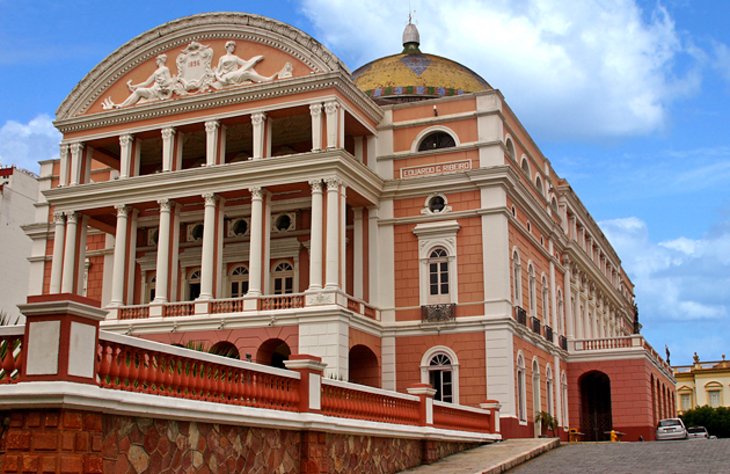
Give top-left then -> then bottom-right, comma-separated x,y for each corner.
530,316 -> 541,334
515,307 -> 527,326
544,325 -> 553,342
118,304 -> 150,320
258,293 -> 304,311
572,335 -> 672,374
162,301 -> 195,317
421,304 -> 456,323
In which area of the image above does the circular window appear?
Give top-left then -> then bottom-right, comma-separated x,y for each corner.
191,224 -> 204,241
428,195 -> 447,213
232,219 -> 248,236
275,214 -> 293,232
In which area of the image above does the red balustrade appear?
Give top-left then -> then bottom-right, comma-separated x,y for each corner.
363,305 -> 377,320
163,302 -> 195,317
321,380 -> 420,426
0,331 -> 23,384
347,298 -> 361,313
432,402 -> 491,433
209,298 -> 245,314
119,305 -> 150,320
259,294 -> 304,310
96,336 -> 300,411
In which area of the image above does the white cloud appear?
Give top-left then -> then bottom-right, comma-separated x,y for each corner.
300,0 -> 698,139
0,115 -> 60,174
600,216 -> 729,322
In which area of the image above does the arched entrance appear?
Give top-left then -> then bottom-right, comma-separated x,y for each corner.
256,339 -> 291,369
580,371 -> 612,441
348,345 -> 379,387
209,341 -> 240,359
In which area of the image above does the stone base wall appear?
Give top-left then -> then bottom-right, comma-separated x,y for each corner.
0,409 -> 481,473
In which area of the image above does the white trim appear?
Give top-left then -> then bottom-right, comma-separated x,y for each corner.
410,125 -> 460,153
420,346 -> 460,404
413,220 -> 460,306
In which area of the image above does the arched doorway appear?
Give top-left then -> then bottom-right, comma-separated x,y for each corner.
579,371 -> 612,441
348,345 -> 379,387
209,341 -> 240,359
256,339 -> 291,369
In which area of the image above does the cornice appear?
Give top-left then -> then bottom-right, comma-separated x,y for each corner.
57,12 -> 350,120
44,150 -> 384,212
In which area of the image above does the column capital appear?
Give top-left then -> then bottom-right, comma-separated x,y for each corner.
202,192 -> 217,206
59,143 -> 69,156
69,142 -> 84,154
114,204 -> 129,218
562,254 -> 571,267
309,103 -> 322,116
325,177 -> 341,190
157,198 -> 171,212
204,120 -> 220,133
251,112 -> 266,125
308,179 -> 323,192
53,212 -> 66,224
161,127 -> 176,139
324,100 -> 339,115
119,134 -> 134,146
65,211 -> 77,224
249,186 -> 263,200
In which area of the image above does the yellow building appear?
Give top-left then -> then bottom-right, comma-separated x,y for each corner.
674,353 -> 730,414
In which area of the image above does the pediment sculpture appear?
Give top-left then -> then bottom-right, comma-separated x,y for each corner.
102,41 -> 294,110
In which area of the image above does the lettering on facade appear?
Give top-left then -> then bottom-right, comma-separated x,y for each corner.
400,160 -> 472,179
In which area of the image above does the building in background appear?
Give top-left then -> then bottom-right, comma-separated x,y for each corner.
675,353 -> 730,413
25,12 -> 675,440
0,166 -> 38,321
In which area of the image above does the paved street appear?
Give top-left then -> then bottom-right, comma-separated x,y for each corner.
509,439 -> 730,474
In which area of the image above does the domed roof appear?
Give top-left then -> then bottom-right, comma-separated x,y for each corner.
352,22 -> 491,104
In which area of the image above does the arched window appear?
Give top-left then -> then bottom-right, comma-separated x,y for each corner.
187,269 -> 201,300
428,353 -> 454,403
418,131 -> 456,152
706,382 -> 723,407
513,251 -> 522,306
517,353 -> 526,422
521,157 -> 530,176
532,359 -> 541,427
229,265 -> 249,298
528,264 -> 537,316
272,261 -> 294,295
535,175 -> 544,196
428,248 -> 450,303
546,365 -> 554,417
541,275 -> 550,323
551,196 -> 558,213
557,290 -> 564,335
505,138 -> 516,161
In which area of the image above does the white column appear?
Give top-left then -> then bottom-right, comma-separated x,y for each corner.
252,113 -> 266,160
161,127 -> 175,172
119,134 -> 133,178
308,180 -> 323,291
324,100 -> 339,149
205,120 -> 219,166
310,103 -> 322,152
109,205 -> 129,307
58,144 -> 69,187
325,177 -> 340,289
61,211 -> 78,293
69,143 -> 84,186
353,207 -> 364,299
247,187 -> 264,297
198,193 -> 217,300
339,183 -> 347,293
549,240 -> 558,334
153,199 -> 172,303
49,212 -> 66,293
563,256 -> 574,339
367,206 -> 379,305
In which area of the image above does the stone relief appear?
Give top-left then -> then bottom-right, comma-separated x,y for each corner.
102,40 -> 293,110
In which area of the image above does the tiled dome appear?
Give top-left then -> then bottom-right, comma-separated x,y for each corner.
352,22 -> 491,104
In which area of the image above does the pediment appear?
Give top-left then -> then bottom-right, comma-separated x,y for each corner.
57,12 -> 349,119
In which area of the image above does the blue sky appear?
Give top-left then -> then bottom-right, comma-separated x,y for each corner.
1,1 -> 728,365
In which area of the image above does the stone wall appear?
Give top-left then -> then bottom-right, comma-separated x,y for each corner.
0,409 -> 481,473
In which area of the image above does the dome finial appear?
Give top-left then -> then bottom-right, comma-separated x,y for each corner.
402,12 -> 420,53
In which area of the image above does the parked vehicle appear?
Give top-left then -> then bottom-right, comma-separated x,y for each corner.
687,426 -> 709,439
656,418 -> 688,440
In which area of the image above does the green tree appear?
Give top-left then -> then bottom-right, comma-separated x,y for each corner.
680,406 -> 730,438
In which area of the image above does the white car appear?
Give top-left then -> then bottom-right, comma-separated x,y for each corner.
687,426 -> 709,439
656,418 -> 688,440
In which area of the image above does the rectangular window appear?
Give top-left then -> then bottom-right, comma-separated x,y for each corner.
708,391 -> 721,408
680,393 -> 691,411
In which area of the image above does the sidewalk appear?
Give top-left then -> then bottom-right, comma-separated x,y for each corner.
400,438 -> 560,474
